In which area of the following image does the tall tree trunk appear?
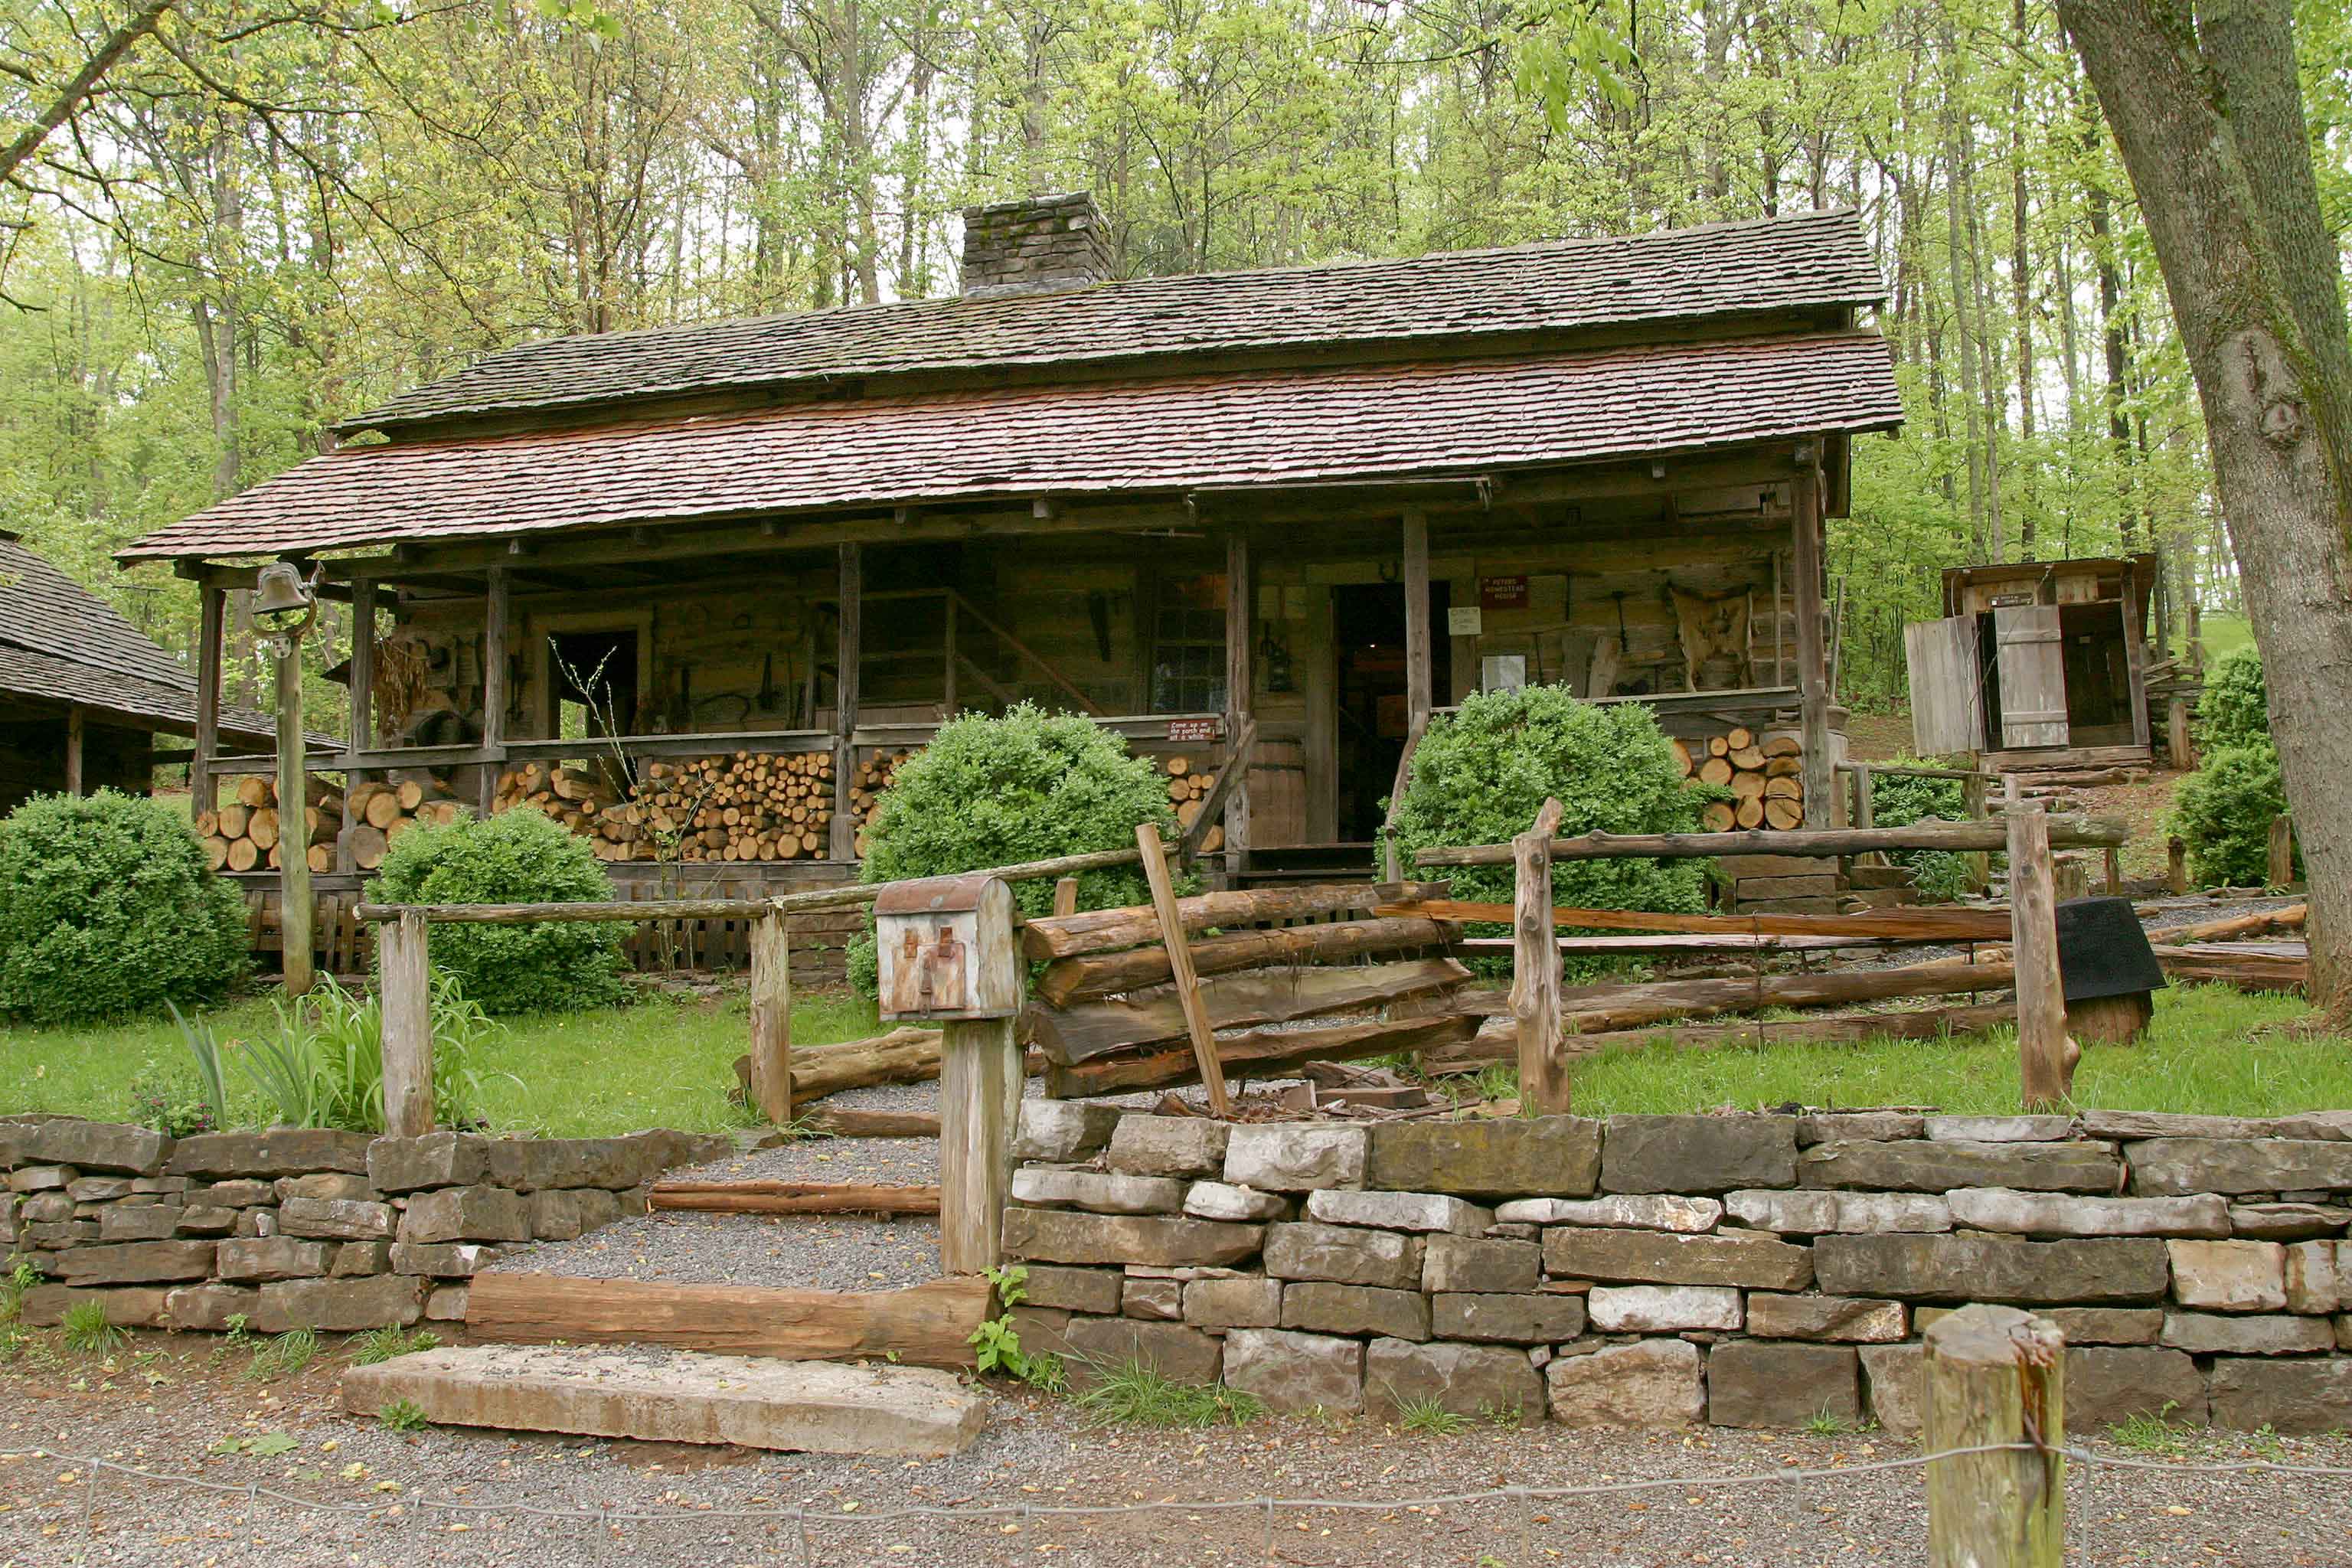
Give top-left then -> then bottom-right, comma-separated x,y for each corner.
2010,0 -> 2038,560
2059,0 -> 2352,1018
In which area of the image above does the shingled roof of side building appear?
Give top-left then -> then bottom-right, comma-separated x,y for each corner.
338,208 -> 1889,436
0,532 -> 275,743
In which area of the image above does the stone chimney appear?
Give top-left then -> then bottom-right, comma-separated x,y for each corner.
959,192 -> 1111,297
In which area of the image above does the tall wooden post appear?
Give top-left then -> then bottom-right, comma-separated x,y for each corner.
276,633 -> 315,996
1223,530 -> 1253,884
1403,508 -> 1432,734
1961,769 -> 1991,893
2167,696 -> 2195,770
1513,796 -> 1569,1116
829,544 -> 861,863
341,579 -> 375,873
747,909 -> 792,1123
1790,459 -> 1834,828
2269,814 -> 2296,890
478,565 -> 508,818
191,584 -> 225,818
1926,1304 -> 2065,1568
62,707 -> 83,795
2167,835 -> 2190,895
2007,796 -> 2073,1108
939,888 -> 1022,1276
378,909 -> 434,1136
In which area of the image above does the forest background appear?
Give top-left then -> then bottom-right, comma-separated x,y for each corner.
2,0 -> 2347,728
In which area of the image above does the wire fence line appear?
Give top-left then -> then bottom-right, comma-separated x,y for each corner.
22,1439 -> 2352,1558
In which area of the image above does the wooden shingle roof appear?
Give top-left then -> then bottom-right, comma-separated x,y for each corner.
341,209 -> 1885,436
0,534 -> 273,740
122,332 -> 1902,563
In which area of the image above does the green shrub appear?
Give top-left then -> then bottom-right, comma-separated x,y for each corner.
2197,646 -> 2269,752
1864,758 -> 1972,901
2170,743 -> 2294,887
0,789 -> 250,1023
1386,686 -> 1714,921
848,704 -> 1180,994
367,808 -> 625,1014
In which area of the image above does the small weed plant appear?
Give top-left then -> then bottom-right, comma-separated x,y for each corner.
0,1259 -> 39,1324
2106,1406 -> 2185,1455
349,1327 -> 441,1365
242,1327 -> 320,1383
1396,1396 -> 1470,1436
380,1398 -> 430,1432
60,1300 -> 126,1356
1072,1359 -> 1263,1429
968,1265 -> 1062,1387
1801,1407 -> 1861,1438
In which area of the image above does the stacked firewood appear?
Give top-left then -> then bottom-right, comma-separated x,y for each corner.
848,750 -> 912,857
1164,753 -> 1225,854
499,752 -> 833,863
1673,728 -> 1805,831
344,779 -> 466,869
200,776 -> 348,874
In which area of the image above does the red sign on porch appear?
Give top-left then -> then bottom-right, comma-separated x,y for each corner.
1479,576 -> 1530,611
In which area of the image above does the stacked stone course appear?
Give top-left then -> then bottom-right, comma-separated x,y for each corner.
1004,1106 -> 2352,1433
2,1117 -> 727,1333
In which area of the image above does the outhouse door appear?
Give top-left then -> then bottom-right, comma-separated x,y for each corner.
1904,616 -> 1984,754
1993,604 -> 2071,750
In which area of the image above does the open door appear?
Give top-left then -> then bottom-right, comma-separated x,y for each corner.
1904,616 -> 1984,754
1993,604 -> 2070,750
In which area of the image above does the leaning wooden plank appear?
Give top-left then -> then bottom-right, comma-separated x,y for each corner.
1021,957 -> 1472,1064
1044,1014 -> 1480,1097
1555,955 -> 2017,1034
1136,825 -> 1231,1116
1021,881 -> 1451,960
1411,817 -> 2130,867
1377,900 -> 2013,942
1423,1002 -> 2020,1071
649,1182 -> 941,1216
2151,942 -> 2308,994
1035,915 -> 1460,1005
466,1273 -> 988,1369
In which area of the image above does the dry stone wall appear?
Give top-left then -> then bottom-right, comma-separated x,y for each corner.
1,1117 -> 729,1333
1002,1105 -> 2352,1434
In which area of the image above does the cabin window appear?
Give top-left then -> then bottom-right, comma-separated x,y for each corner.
1150,575 -> 1227,713
547,629 -> 639,739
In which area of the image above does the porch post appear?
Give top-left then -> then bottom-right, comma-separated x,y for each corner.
1791,456 -> 1834,827
191,583 -> 224,818
1403,507 -> 1432,733
1223,529 -> 1253,883
275,629 -> 315,996
829,543 -> 861,862
478,565 -> 508,818
341,578 -> 374,872
63,707 -> 83,795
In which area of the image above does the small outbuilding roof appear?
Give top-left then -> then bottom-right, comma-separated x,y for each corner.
0,533 -> 274,742
338,209 -> 1886,436
121,331 -> 1903,564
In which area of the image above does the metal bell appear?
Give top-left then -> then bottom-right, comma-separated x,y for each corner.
252,560 -> 314,619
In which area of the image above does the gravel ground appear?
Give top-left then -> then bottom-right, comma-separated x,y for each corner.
2,1337 -> 2349,1567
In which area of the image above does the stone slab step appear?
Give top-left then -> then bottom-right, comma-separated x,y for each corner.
341,1344 -> 986,1457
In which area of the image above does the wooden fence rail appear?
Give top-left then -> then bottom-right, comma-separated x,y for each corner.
1412,816 -> 2127,867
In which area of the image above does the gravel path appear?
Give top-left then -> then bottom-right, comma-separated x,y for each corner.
3,1337 -> 2348,1566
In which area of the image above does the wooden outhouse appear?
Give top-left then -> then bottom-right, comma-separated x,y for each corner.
120,194 -> 1905,974
1905,555 -> 2158,770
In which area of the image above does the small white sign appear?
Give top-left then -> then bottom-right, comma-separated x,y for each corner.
1481,654 -> 1527,693
1447,606 -> 1485,637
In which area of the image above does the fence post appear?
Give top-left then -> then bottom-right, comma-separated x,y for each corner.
1961,769 -> 1991,893
1513,797 -> 1569,1116
938,886 -> 1024,1276
2269,814 -> 2295,890
1926,1303 -> 2066,1568
2167,835 -> 2190,895
2167,695 -> 2196,771
2007,798 -> 2076,1109
747,909 -> 792,1125
378,910 -> 435,1137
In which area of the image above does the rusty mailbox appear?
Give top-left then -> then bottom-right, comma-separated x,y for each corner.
873,872 -> 1022,1021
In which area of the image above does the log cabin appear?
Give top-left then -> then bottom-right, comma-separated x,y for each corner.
0,531 -> 274,814
119,194 -> 1904,978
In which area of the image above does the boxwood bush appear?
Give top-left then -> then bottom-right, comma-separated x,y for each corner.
1864,757 -> 1973,901
0,789 -> 250,1023
368,807 -> 626,1014
2170,743 -> 2293,888
2197,645 -> 2269,752
1386,685 -> 1715,923
848,704 -> 1181,994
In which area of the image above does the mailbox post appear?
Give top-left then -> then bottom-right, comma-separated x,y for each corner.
874,874 -> 1024,1275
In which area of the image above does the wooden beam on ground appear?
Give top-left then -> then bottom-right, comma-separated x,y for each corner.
648,1181 -> 940,1216
1413,818 -> 2129,867
1135,825 -> 1232,1115
1550,954 -> 2018,1035
1423,1001 -> 2019,1071
799,1105 -> 942,1139
2151,942 -> 2309,994
2146,904 -> 2305,944
1379,900 -> 2012,942
1044,1013 -> 1478,1098
465,1273 -> 990,1369
1514,797 -> 1570,1115
1034,913 -> 1458,1006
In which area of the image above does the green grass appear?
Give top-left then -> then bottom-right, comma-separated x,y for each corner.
1070,1360 -> 1265,1428
60,1300 -> 127,1356
241,1328 -> 320,1382
2197,612 -> 2255,662
348,1327 -> 440,1365
0,985 -> 884,1138
1395,1395 -> 1471,1436
1564,984 -> 2351,1118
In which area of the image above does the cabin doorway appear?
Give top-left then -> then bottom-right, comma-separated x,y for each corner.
1331,580 -> 1450,841
548,629 -> 641,739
